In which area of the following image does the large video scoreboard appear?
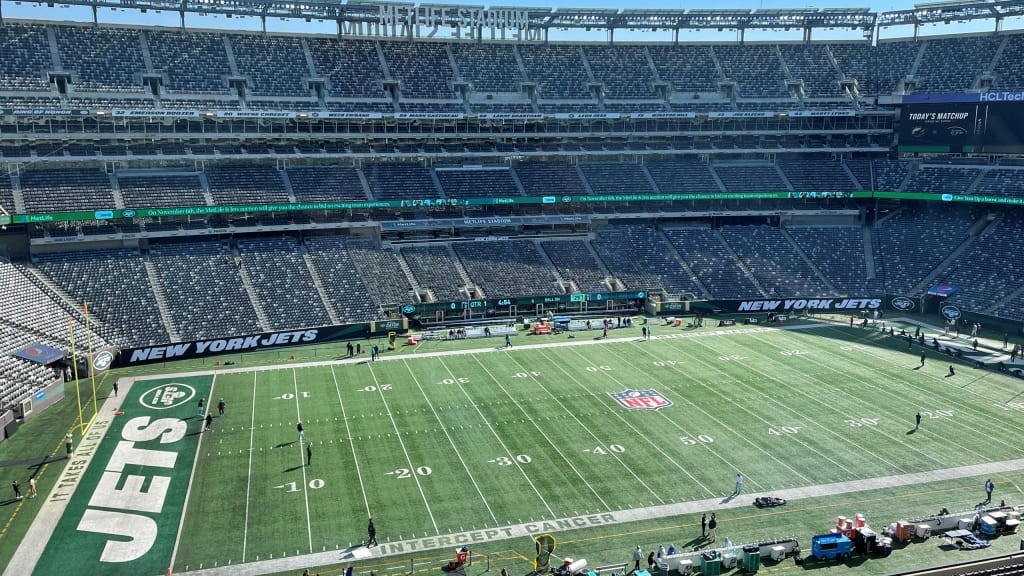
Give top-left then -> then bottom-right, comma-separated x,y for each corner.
899,92 -> 1024,154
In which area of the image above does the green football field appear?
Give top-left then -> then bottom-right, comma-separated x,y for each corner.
158,320 -> 1024,573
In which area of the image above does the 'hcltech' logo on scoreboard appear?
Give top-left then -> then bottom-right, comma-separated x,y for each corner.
609,389 -> 673,410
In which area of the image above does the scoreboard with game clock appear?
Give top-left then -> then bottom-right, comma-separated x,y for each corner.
401,291 -> 646,322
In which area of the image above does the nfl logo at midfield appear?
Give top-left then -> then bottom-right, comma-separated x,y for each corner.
609,389 -> 673,410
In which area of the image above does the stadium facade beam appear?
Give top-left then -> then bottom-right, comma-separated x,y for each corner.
3,0 -> 1020,39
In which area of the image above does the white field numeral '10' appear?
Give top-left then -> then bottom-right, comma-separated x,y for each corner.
513,371 -> 540,378
277,392 -> 311,400
846,418 -> 879,427
768,426 -> 801,435
282,479 -> 324,492
359,384 -> 392,392
586,366 -> 612,372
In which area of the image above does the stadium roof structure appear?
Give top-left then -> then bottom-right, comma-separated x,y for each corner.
0,0 -> 1022,39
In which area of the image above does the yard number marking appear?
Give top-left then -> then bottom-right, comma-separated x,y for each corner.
679,435 -> 714,445
278,479 -> 325,492
387,466 -> 433,478
490,455 -> 532,466
586,444 -> 625,455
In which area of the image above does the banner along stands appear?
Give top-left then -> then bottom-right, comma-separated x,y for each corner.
117,321 -> 407,366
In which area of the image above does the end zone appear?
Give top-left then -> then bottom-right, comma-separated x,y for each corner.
7,376 -> 213,576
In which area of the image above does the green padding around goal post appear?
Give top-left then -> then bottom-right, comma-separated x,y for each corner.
34,375 -> 214,576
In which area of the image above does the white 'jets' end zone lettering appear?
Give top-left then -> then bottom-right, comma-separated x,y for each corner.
75,416 -> 187,563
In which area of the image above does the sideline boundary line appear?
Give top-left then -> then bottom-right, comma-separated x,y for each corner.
1,381 -> 134,576
177,457 -> 1024,576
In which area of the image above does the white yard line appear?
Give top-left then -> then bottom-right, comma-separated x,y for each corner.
331,365 -> 370,516
464,355 -> 611,512
367,364 -> 440,534
242,370 -> 257,562
738,331 -> 956,467
818,324 -> 1024,442
594,344 -> 813,487
503,353 -> 664,504
293,369 -> 314,554
177,457 -> 1024,576
436,357 -> 556,519
170,374 -> 217,570
401,359 -> 498,524
641,335 -> 862,479
553,347 -> 721,496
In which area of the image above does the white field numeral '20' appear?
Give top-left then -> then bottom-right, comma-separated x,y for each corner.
390,467 -> 432,478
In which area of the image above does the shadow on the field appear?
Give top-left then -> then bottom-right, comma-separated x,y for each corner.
681,535 -> 709,550
276,441 -> 296,448
906,429 -> 917,435
720,493 -> 737,504
284,464 -> 304,473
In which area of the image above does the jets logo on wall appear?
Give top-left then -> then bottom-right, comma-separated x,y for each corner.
92,350 -> 114,371
891,296 -> 916,312
940,304 -> 963,321
609,389 -> 673,410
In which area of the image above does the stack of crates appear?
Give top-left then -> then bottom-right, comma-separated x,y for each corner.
742,545 -> 761,572
700,551 -> 721,576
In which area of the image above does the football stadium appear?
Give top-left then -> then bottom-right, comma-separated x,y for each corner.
2,0 -> 1024,575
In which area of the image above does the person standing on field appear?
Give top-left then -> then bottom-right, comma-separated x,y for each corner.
915,412 -> 921,430
734,473 -> 743,495
632,545 -> 642,572
367,517 -> 378,547
701,512 -> 707,537
708,513 -> 718,542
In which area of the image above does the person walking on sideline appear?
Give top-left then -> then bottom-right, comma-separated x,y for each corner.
708,513 -> 718,542
113,381 -> 118,397
28,477 -> 37,498
204,412 -> 213,431
12,479 -> 21,500
734,473 -> 743,495
985,479 -> 994,504
306,442 -> 312,466
197,397 -> 205,417
920,352 -> 926,367
632,545 -> 642,572
948,365 -> 956,377
701,513 -> 707,537
297,421 -> 305,442
647,550 -> 655,571
367,517 -> 378,547
915,412 -> 921,430
217,398 -> 226,416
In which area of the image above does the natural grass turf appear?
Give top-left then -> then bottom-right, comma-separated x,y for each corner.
172,320 -> 1024,573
